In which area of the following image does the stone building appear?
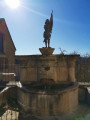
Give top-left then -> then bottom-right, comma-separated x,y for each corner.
0,18 -> 16,81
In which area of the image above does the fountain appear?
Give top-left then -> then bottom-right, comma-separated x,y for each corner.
0,12 -> 79,117
16,11 -> 79,116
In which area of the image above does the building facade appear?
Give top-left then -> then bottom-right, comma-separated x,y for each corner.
0,18 -> 16,81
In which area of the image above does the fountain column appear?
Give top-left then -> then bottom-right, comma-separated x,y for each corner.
68,56 -> 79,82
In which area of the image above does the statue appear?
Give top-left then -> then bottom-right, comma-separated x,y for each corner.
43,10 -> 53,48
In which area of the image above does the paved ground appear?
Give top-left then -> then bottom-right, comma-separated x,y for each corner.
0,110 -> 19,120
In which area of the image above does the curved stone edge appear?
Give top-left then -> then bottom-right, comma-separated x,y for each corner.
18,82 -> 78,95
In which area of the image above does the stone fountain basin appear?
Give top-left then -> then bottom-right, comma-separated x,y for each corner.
17,82 -> 78,116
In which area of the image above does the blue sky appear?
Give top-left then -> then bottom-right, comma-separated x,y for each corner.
0,0 -> 90,55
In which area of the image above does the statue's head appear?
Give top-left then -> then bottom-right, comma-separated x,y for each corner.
45,19 -> 50,24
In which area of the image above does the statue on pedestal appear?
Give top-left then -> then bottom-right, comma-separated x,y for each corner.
43,11 -> 53,48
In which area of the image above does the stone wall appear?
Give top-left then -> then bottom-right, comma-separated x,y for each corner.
0,87 -> 17,105
78,87 -> 87,102
0,90 -> 6,105
15,55 -> 79,84
17,83 -> 78,116
76,57 -> 90,82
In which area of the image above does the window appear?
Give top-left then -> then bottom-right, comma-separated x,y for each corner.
0,34 -> 3,52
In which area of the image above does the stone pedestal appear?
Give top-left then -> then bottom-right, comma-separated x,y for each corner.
39,47 -> 55,55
